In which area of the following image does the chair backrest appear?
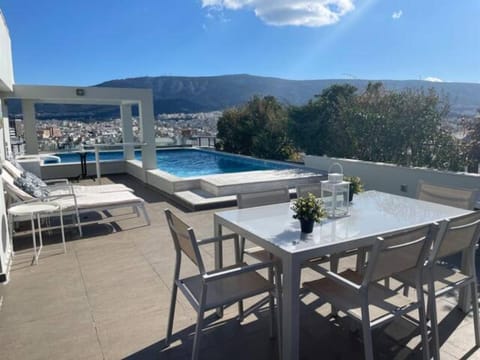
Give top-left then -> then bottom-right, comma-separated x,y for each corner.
2,159 -> 24,179
417,180 -> 477,210
296,183 -> 322,199
363,224 -> 436,284
433,211 -> 480,260
237,188 -> 290,209
1,170 -> 34,202
164,209 -> 205,274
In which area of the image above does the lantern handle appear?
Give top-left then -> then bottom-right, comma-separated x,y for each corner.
328,162 -> 344,175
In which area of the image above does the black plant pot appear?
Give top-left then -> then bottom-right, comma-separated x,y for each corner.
349,183 -> 355,202
300,219 -> 315,233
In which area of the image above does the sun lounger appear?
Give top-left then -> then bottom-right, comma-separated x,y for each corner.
2,159 -> 134,195
2,170 -> 150,238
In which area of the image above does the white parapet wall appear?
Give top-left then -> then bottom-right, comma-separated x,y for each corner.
0,10 -> 14,92
304,155 -> 480,202
41,160 -> 126,180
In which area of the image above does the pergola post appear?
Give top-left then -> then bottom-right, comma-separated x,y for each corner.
120,103 -> 134,160
0,100 -> 10,159
21,99 -> 38,155
138,96 -> 156,171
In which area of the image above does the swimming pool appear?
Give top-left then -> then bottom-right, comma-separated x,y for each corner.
46,149 -> 295,178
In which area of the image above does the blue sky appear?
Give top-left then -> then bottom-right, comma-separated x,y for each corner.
1,0 -> 479,85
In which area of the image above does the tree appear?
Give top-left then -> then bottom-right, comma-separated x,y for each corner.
464,110 -> 480,171
216,96 -> 294,160
289,82 -> 466,171
289,84 -> 357,157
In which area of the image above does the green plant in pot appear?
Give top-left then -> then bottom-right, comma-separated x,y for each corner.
291,193 -> 327,233
345,176 -> 364,202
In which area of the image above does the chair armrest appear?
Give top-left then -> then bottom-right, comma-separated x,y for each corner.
307,262 -> 362,292
44,178 -> 69,185
197,233 -> 239,245
203,260 -> 275,282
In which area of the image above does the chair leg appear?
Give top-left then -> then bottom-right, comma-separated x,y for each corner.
274,264 -> 283,359
428,288 -> 441,360
192,310 -> 205,360
165,283 -> 178,347
471,281 -> 480,347
239,237 -> 246,262
358,298 -> 374,359
75,208 -> 83,237
236,237 -> 245,319
330,255 -> 340,316
416,285 -> 431,360
361,319 -> 374,360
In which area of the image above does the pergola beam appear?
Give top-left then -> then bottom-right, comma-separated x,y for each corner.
6,84 -> 157,170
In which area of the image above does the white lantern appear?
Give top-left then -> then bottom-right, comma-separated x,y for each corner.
321,163 -> 350,218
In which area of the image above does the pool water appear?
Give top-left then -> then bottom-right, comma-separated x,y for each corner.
46,149 -> 294,178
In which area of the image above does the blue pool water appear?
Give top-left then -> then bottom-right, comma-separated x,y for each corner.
46,149 -> 294,178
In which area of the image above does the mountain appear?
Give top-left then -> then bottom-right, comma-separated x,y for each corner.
8,74 -> 480,118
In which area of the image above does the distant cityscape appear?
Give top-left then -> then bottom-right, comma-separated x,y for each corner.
9,111 -> 221,153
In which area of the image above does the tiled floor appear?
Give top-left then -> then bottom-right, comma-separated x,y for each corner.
0,175 -> 479,359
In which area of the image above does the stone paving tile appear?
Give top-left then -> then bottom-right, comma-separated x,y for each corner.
1,175 -> 478,360
0,308 -> 102,360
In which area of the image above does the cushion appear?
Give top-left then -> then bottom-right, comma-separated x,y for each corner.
13,171 -> 49,198
23,171 -> 47,188
14,176 -> 44,198
2,160 -> 24,178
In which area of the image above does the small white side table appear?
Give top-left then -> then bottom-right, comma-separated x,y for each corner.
8,202 -> 66,264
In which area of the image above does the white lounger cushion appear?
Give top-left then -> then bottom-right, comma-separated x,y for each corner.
72,184 -> 133,193
49,184 -> 133,196
55,191 -> 144,211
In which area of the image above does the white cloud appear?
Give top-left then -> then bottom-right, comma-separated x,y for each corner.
201,0 -> 356,27
424,77 -> 443,83
392,10 -> 402,19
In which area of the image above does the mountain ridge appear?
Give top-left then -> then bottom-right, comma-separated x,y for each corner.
8,74 -> 480,118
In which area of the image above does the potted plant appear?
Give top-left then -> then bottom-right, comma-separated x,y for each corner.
345,176 -> 364,202
291,193 -> 327,233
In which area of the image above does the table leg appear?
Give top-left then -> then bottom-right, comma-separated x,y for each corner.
282,256 -> 301,360
95,147 -> 102,184
30,214 -> 38,265
37,213 -> 43,261
59,207 -> 66,253
213,217 -> 224,317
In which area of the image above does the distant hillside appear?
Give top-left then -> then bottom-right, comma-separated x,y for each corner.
8,74 -> 480,118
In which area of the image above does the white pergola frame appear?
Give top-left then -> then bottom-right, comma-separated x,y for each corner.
2,84 -> 157,171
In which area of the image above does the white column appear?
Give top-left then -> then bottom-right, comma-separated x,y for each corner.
120,104 -> 134,160
138,96 -> 156,171
0,100 -> 10,159
22,100 -> 39,155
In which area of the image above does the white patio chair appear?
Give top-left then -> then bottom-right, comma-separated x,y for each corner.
237,187 -> 291,263
164,209 -> 282,360
303,223 -> 437,360
394,212 -> 480,359
417,180 -> 478,210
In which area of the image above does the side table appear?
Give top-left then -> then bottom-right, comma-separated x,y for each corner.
8,202 -> 66,264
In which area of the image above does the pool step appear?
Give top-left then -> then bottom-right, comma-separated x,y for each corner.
199,169 -> 326,196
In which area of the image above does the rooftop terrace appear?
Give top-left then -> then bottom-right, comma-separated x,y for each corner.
0,175 -> 479,360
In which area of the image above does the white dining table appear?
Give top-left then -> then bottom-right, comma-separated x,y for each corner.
213,190 -> 472,360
